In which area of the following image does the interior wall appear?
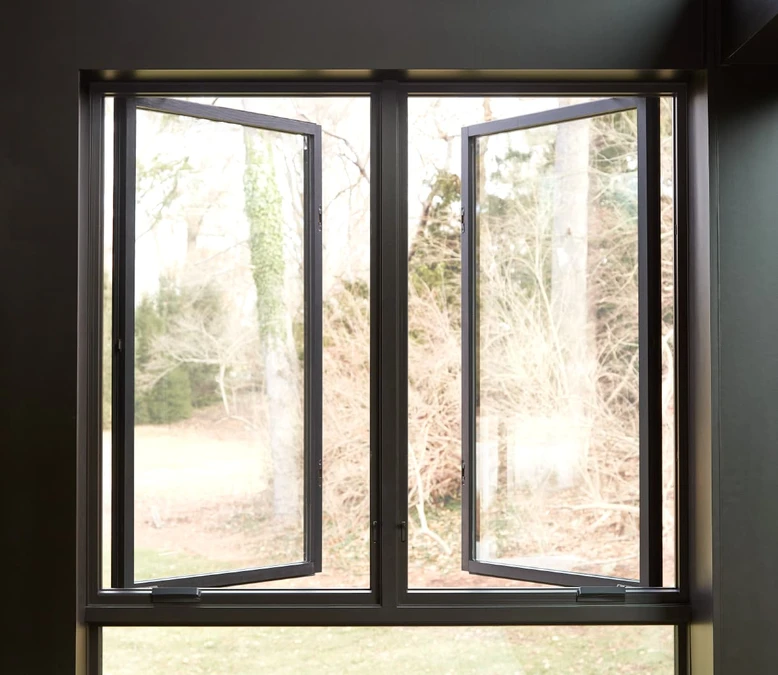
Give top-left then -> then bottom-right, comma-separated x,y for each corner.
722,0 -> 778,60
57,0 -> 702,71
0,1 -> 704,673
708,64 -> 778,673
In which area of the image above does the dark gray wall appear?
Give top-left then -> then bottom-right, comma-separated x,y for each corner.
723,0 -> 775,51
52,0 -> 703,70
725,12 -> 778,62
0,0 -> 708,673
722,0 -> 778,60
709,65 -> 778,672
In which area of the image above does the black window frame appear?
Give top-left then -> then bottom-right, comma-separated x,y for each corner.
460,96 -> 664,588
80,79 -> 689,646
110,95 -> 324,589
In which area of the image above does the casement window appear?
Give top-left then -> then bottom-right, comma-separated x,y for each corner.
109,97 -> 323,589
83,78 -> 688,671
460,98 -> 665,588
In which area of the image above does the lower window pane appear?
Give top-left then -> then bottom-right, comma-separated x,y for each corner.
473,107 -> 640,581
131,107 -> 307,582
103,625 -> 674,674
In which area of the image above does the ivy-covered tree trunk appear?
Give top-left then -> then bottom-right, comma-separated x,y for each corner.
550,104 -> 593,485
243,128 -> 301,521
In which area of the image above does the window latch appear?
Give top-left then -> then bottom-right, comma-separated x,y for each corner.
576,586 -> 627,604
151,587 -> 202,604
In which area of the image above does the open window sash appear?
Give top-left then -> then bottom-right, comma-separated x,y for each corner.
460,97 -> 663,588
111,97 -> 323,588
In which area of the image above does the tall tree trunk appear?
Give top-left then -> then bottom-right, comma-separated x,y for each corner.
243,128 -> 302,520
551,101 -> 593,485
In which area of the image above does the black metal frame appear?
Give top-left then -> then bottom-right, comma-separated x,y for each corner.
111,96 -> 137,588
637,97 -> 664,588
81,79 -> 689,641
110,96 -> 323,588
460,97 -> 665,588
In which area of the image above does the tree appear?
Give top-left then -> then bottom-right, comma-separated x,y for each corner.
243,128 -> 302,521
549,106 -> 593,485
135,276 -> 249,422
134,286 -> 193,424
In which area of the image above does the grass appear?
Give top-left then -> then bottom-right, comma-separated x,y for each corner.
103,625 -> 674,675
135,548 -> 228,581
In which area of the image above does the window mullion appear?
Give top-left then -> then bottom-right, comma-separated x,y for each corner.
377,82 -> 407,605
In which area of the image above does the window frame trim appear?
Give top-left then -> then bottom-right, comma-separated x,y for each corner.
81,77 -> 689,626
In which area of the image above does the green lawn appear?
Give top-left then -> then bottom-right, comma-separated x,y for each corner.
103,625 -> 674,674
103,548 -> 223,587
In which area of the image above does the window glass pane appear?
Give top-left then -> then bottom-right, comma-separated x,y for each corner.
473,106 -> 640,581
131,108 -> 306,581
407,97 -> 676,588
103,625 -> 675,674
102,97 -> 371,589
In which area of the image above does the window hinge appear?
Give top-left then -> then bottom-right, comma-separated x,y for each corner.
150,587 -> 201,604
461,208 -> 465,234
575,586 -> 627,604
318,206 -> 322,232
398,521 -> 407,543
371,520 -> 379,544
461,461 -> 466,484
318,459 -> 323,487
115,338 -> 123,352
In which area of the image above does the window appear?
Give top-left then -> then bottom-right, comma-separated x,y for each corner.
83,79 -> 688,671
461,98 -> 663,588
109,97 -> 323,589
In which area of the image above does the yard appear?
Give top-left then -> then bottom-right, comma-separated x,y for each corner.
102,423 -> 675,673
104,624 -> 674,674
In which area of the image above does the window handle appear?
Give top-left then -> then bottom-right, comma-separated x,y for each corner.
575,587 -> 626,604
151,587 -> 201,603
